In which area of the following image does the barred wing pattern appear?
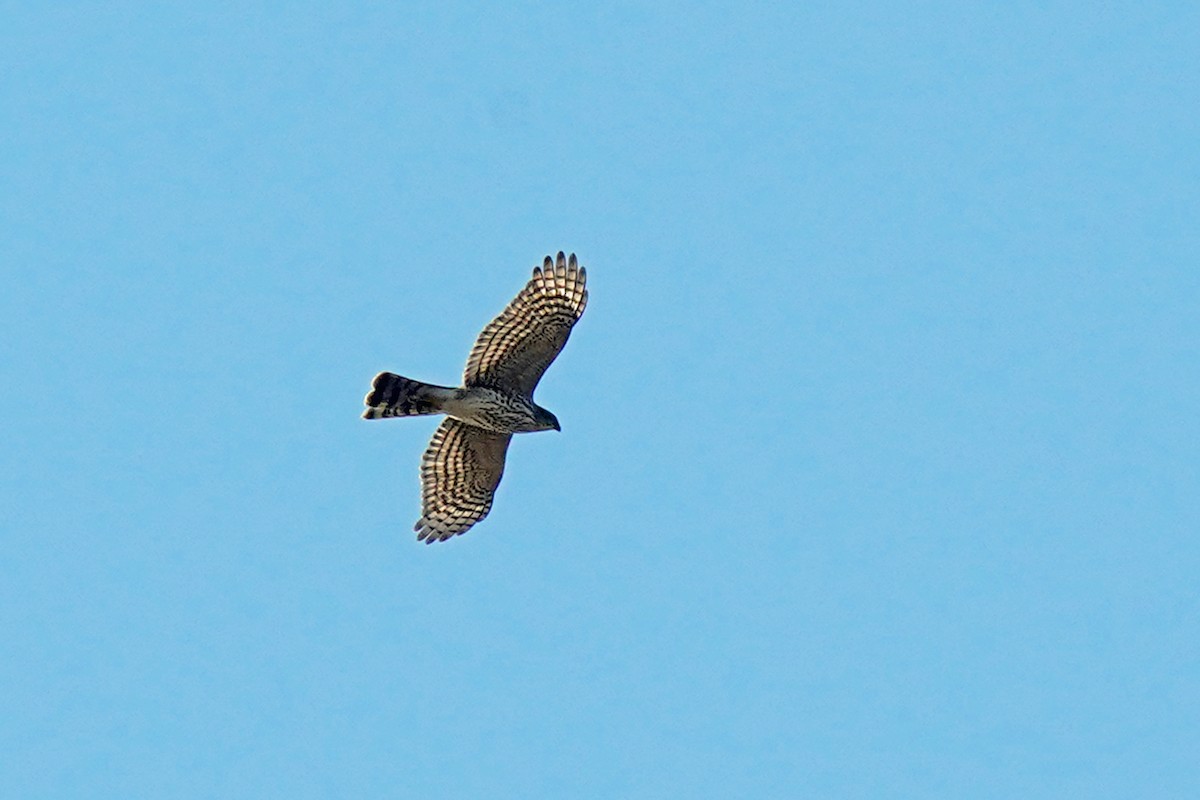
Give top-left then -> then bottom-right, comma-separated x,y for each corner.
463,252 -> 588,397
415,419 -> 513,543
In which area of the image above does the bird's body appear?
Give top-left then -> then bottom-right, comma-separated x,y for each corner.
441,386 -> 553,433
365,378 -> 552,434
362,252 -> 588,543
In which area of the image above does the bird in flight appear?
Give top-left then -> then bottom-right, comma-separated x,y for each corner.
362,252 -> 588,543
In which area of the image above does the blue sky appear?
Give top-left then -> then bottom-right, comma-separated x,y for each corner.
2,2 -> 1198,797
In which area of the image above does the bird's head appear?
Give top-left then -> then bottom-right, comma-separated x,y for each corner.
533,406 -> 561,432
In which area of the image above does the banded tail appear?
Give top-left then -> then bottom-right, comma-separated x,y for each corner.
362,373 -> 455,420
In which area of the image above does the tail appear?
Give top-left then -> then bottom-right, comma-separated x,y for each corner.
362,373 -> 456,420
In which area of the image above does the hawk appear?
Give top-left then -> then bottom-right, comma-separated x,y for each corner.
362,252 -> 588,543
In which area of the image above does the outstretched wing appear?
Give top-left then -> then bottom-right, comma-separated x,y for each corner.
463,251 -> 588,397
414,419 -> 513,543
